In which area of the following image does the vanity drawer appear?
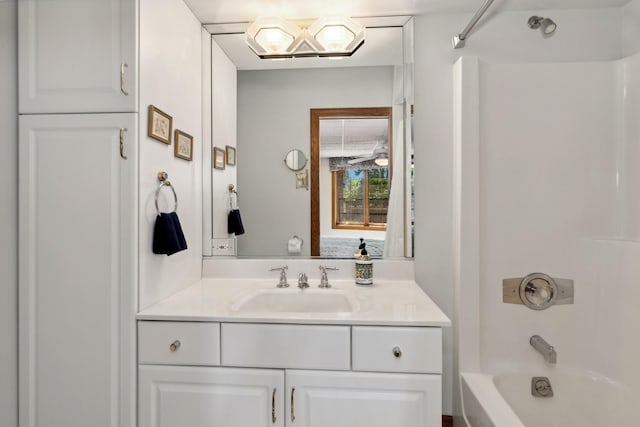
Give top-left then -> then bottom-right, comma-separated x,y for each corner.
138,321 -> 220,366
221,323 -> 350,370
352,326 -> 442,374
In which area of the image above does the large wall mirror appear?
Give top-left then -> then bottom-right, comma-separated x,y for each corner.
203,17 -> 414,259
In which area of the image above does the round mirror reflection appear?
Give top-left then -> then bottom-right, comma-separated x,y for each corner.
284,149 -> 307,171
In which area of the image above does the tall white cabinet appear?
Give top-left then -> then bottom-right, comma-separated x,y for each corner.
18,1 -> 138,426
19,114 -> 138,427
18,0 -> 137,114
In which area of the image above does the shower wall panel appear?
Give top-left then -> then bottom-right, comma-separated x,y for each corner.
476,61 -> 618,373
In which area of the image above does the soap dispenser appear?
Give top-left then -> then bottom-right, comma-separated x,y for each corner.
355,238 -> 373,285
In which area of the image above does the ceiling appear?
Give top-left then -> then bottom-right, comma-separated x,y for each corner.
320,118 -> 390,158
184,0 -> 631,24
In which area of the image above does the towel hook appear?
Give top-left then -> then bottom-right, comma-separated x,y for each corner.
155,171 -> 178,215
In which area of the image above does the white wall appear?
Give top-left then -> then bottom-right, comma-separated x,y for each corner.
210,40 -> 237,239
618,53 -> 640,239
139,0 -> 203,309
413,8 -> 623,417
622,0 -> 640,56
0,1 -> 17,425
236,66 -> 393,257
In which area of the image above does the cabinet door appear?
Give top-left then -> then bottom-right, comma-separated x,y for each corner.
139,366 -> 285,427
19,0 -> 137,113
286,370 -> 441,427
19,113 -> 137,427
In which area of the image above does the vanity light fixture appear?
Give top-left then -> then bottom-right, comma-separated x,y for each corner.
246,16 -> 365,59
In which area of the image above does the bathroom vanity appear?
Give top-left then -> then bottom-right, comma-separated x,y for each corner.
136,278 -> 450,427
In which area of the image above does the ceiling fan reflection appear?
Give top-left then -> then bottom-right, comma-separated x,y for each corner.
347,142 -> 388,165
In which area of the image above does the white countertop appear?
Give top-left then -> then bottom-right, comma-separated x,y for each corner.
137,278 -> 451,327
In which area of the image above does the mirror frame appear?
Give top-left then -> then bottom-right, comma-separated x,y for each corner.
284,149 -> 308,171
310,107 -> 394,256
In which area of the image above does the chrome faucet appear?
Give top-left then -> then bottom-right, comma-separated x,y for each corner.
318,266 -> 339,288
269,266 -> 289,288
298,273 -> 309,289
530,335 -> 557,364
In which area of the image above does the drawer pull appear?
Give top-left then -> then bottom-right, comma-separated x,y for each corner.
272,388 -> 277,423
393,346 -> 402,358
169,340 -> 181,352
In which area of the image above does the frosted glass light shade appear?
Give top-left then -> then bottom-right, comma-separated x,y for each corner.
308,16 -> 364,56
246,17 -> 302,57
255,28 -> 294,54
315,25 -> 355,51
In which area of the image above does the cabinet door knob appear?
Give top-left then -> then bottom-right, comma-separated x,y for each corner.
392,346 -> 402,358
169,340 -> 181,352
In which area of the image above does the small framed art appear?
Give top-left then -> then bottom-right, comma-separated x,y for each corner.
174,129 -> 193,161
213,147 -> 226,170
225,145 -> 236,166
148,105 -> 172,144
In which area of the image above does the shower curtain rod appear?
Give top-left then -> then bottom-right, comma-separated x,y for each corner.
452,0 -> 496,49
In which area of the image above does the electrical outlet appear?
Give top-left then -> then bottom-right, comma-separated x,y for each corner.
211,238 -> 235,256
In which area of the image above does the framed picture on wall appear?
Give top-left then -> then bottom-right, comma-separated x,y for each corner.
213,147 -> 226,170
148,105 -> 172,144
225,145 -> 236,166
174,129 -> 193,161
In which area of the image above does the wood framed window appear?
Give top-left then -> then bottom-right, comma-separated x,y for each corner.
332,168 -> 389,230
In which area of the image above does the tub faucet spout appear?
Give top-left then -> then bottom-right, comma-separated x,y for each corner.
530,335 -> 557,364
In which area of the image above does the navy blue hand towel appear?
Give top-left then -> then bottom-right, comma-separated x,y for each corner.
228,209 -> 245,235
153,212 -> 188,255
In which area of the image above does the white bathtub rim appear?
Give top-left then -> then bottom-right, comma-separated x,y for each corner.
461,372 -> 526,427
461,369 -> 635,427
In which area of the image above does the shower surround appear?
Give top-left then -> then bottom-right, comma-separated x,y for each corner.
453,52 -> 640,426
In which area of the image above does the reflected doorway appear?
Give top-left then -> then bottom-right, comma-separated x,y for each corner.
310,107 -> 393,257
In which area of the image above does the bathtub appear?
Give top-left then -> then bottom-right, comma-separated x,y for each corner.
460,370 -> 635,427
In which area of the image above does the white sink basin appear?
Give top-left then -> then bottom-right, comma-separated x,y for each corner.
229,288 -> 359,314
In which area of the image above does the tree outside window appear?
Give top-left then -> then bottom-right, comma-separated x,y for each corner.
333,167 -> 389,230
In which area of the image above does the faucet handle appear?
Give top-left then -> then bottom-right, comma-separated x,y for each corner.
318,266 -> 339,288
269,266 -> 289,288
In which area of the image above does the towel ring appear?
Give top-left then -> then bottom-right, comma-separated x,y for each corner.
155,171 -> 178,215
228,183 -> 239,210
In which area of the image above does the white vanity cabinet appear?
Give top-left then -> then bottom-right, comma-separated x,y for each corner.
138,321 -> 443,427
286,370 -> 441,427
139,365 -> 285,427
19,113 -> 138,427
18,0 -> 137,113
